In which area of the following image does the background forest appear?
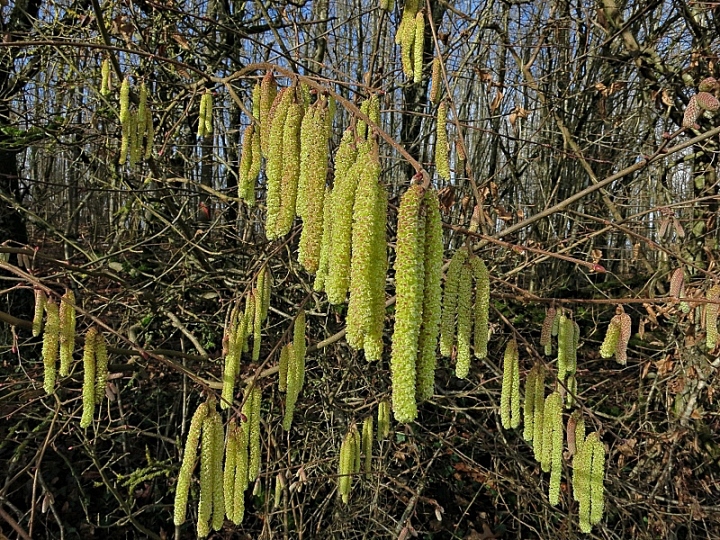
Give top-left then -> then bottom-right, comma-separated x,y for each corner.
1,0 -> 720,538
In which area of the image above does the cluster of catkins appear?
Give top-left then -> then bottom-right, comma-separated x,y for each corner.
668,266 -> 720,350
174,389 -> 262,537
439,246 -> 491,379
599,307 -> 632,365
496,308 -> 605,532
118,77 -> 154,165
395,0 -> 425,83
337,401 -> 390,504
220,266 -> 271,408
279,311 -> 306,430
34,289 -> 108,427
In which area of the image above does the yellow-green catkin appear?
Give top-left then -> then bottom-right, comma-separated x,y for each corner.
211,413 -> 225,532
282,343 -> 301,430
589,435 -> 605,527
197,410 -> 215,537
399,0 -> 418,78
58,290 -> 76,377
471,255 -> 490,359
278,343 -> 290,393
135,83 -> 148,161
246,385 -> 262,482
252,287 -> 262,362
523,364 -> 539,442
232,423 -> 249,524
259,72 -> 277,157
599,318 -> 620,359
435,101 -> 450,180
276,99 -> 304,237
362,416 -> 374,479
500,339 -> 521,429
100,58 -> 111,96
223,419 -> 238,520
540,306 -> 555,355
144,104 -> 154,159
197,90 -> 208,139
128,111 -> 140,167
119,77 -> 131,164
257,265 -> 271,323
429,56 -> 442,104
346,143 -> 387,361
377,400 -> 391,440
390,184 -> 425,423
80,327 -> 97,428
42,301 -> 60,394
357,98 -> 370,140
174,401 -> 209,526
416,190 -> 443,400
313,187 -> 334,292
326,129 -> 360,304
242,292 -> 255,354
32,288 -> 46,337
706,285 -> 720,349
367,94 -> 381,133
294,311 -> 306,389
566,373 -> 577,409
556,314 -> 570,382
221,312 -> 240,409
338,426 -> 359,503
238,124 -> 256,202
541,391 -> 562,474
203,90 -> 213,136
94,332 -> 108,404
547,392 -> 564,506
298,99 -> 329,219
440,247 -> 469,356
455,263 -> 473,379
412,10 -> 425,84
265,88 -> 292,238
298,104 -> 329,274
532,366 -> 546,463
273,473 -> 283,508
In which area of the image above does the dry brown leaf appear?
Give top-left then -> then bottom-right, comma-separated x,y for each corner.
489,91 -> 503,113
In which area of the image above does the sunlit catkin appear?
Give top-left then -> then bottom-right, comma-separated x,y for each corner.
523,364 -> 539,442
416,190 -> 443,400
362,416 -> 374,479
294,311 -> 306,388
79,327 -> 97,428
455,264 -> 473,379
210,413 -> 225,532
613,311 -> 632,365
58,290 -> 76,377
197,90 -> 208,138
276,100 -> 304,236
119,77 -> 131,164
599,318 -> 620,359
413,10 -> 425,83
338,427 -> 358,503
198,410 -> 216,537
203,90 -> 213,136
556,314 -> 570,382
435,101 -> 450,180
390,184 -> 425,423
265,88 -> 291,237
430,56 -> 442,104
532,367 -> 546,463
298,104 -> 329,274
440,247 -> 469,356
94,332 -> 108,404
100,58 -> 111,96
546,392 -> 564,505
400,0 -> 418,78
252,288 -> 262,362
346,143 -> 387,361
238,124 -> 256,202
279,343 -> 290,392
245,385 -> 262,483
257,265 -> 271,323
282,343 -> 300,430
706,285 -> 720,349
500,339 -> 521,429
298,99 -> 329,220
377,400 -> 391,440
223,420 -> 237,520
471,255 -> 490,359
174,401 -> 209,526
32,288 -> 46,337
313,187 -> 333,292
567,410 -> 584,459
144,106 -> 154,159
326,130 -> 359,304
42,301 -> 60,394
589,434 -> 605,527
259,71 -> 277,156
232,424 -> 249,524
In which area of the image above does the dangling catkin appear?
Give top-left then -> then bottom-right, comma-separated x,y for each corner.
298,99 -> 330,220
706,285 -> 720,349
223,419 -> 238,520
100,58 -> 111,96
232,423 -> 249,524
174,401 -> 209,526
471,255 -> 490,359
238,124 -> 256,202
210,413 -> 225,532
278,343 -> 290,392
203,90 -> 213,136
455,263 -> 473,379
390,184 -> 425,423
532,367 -> 546,463
42,301 -> 60,394
523,364 -> 539,442
294,311 -> 306,388
377,400 -> 391,440
589,434 -> 605,527
613,311 -> 632,365
257,265 -> 271,323
362,416 -> 373,478
265,88 -> 292,238
298,104 -> 329,273
197,410 -> 216,537
430,56 -> 442,104
338,427 -> 357,503
197,90 -> 208,139
246,385 -> 262,482
276,99 -> 304,237
119,77 -> 131,164
346,142 -> 387,361
282,343 -> 300,430
413,10 -> 425,84
80,327 -> 97,428
500,339 -> 521,429
326,130 -> 360,304
416,190 -> 443,400
435,101 -> 450,180
556,314 -> 570,382
313,187 -> 333,292
599,318 -> 620,359
94,331 -> 108,404
568,410 -> 585,460
357,98 -> 369,140
32,288 -> 46,337
252,288 -> 262,362
144,106 -> 154,159
546,392 -> 564,505
540,307 -> 555,355
399,0 -> 418,78
259,71 -> 277,157
440,247 -> 469,356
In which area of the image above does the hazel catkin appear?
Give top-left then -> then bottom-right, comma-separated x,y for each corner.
455,263 -> 473,379
32,288 -> 46,337
471,255 -> 490,359
412,10 -> 425,84
440,247 -> 469,356
94,331 -> 109,405
42,301 -> 60,394
174,401 -> 209,526
435,101 -> 450,180
80,327 -> 97,428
